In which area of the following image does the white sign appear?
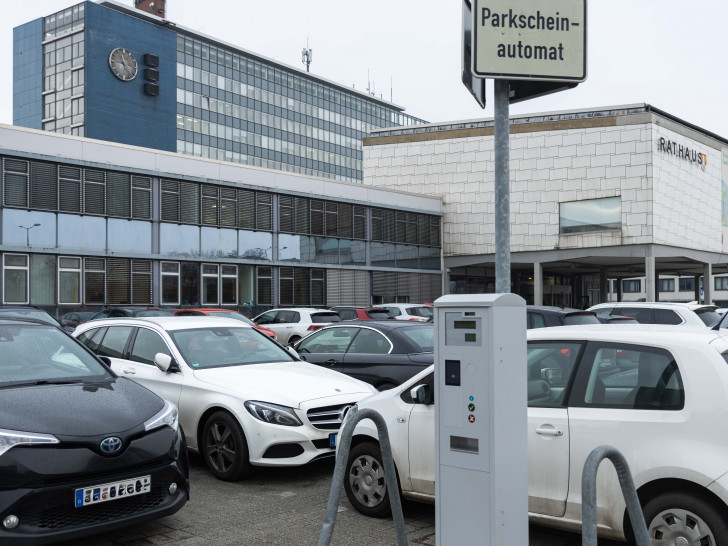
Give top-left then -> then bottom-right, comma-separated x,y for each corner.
472,0 -> 586,82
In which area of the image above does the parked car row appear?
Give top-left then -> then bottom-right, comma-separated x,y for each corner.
5,299 -> 728,543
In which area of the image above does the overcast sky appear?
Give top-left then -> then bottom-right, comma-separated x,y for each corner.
3,0 -> 728,138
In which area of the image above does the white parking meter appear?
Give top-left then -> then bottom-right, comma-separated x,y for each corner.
434,294 -> 528,545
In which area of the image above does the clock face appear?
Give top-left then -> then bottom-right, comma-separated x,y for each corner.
109,48 -> 138,81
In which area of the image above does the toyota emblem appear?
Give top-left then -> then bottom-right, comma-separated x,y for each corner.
100,436 -> 123,454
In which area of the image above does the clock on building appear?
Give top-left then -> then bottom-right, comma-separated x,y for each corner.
109,48 -> 138,81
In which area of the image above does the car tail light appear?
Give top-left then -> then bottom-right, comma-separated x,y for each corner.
308,324 -> 325,331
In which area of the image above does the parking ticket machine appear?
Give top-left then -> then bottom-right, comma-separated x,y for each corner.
434,294 -> 527,545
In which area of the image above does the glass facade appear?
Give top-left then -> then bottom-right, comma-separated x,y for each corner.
559,197 -> 622,234
0,153 -> 442,311
42,3 -> 85,136
174,35 -> 426,182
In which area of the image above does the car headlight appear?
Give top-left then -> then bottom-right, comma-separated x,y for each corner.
0,428 -> 59,457
144,400 -> 179,432
244,401 -> 302,426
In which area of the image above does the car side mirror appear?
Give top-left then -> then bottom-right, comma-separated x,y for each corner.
154,353 -> 180,373
410,384 -> 432,405
285,345 -> 300,360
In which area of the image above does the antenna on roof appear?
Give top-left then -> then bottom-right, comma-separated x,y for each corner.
301,38 -> 312,73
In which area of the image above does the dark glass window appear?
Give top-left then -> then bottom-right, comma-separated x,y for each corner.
130,328 -> 170,365
97,326 -> 133,359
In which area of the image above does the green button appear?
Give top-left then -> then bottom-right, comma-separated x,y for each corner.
468,403 -> 475,412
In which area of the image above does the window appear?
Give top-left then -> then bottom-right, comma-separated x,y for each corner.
616,307 -> 652,323
658,279 -> 675,292
221,265 -> 237,305
96,326 -> 133,359
84,258 -> 105,304
348,329 -> 391,354
4,158 -> 29,207
653,309 -> 683,325
623,280 -> 641,293
679,278 -> 695,292
257,266 -> 272,306
131,176 -> 152,219
3,254 -> 29,303
202,264 -> 219,305
559,197 -> 621,234
573,343 -> 683,410
161,261 -> 180,305
130,328 -> 171,365
716,277 -> 728,291
58,256 -> 81,304
527,312 -> 547,329
526,342 -> 582,406
297,327 -> 357,353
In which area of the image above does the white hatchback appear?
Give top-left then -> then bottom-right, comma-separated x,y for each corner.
379,303 -> 433,322
73,317 -> 376,480
343,325 -> 728,543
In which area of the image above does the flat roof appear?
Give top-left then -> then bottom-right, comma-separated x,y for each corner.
367,103 -> 728,148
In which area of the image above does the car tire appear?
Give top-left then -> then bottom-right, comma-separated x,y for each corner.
638,491 -> 728,545
201,411 -> 254,481
344,441 -> 397,518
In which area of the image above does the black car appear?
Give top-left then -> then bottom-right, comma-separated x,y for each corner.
0,319 -> 189,545
526,306 -> 601,329
60,311 -> 97,330
292,320 -> 433,390
0,305 -> 66,330
91,307 -> 176,319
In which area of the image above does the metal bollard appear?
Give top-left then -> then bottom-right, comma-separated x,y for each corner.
317,406 -> 407,546
581,445 -> 650,546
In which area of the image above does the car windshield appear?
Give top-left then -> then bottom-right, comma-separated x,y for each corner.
695,309 -> 722,327
398,326 -> 434,352
75,312 -> 97,321
0,308 -> 61,327
170,326 -> 295,369
0,323 -> 113,387
563,313 -> 601,325
207,311 -> 256,326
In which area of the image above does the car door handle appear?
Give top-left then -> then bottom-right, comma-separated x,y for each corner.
122,368 -> 136,375
326,359 -> 338,366
535,427 -> 563,437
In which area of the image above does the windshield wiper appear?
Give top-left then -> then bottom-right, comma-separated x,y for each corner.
0,378 -> 86,388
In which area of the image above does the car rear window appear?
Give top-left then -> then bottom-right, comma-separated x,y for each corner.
366,310 -> 392,320
406,306 -> 433,318
136,310 -> 175,317
398,326 -> 434,352
311,312 -> 342,323
562,313 -> 601,325
695,309 -> 722,327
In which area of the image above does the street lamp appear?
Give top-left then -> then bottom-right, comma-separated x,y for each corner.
19,223 -> 40,247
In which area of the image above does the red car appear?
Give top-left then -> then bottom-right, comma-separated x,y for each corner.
174,308 -> 277,339
330,306 -> 394,321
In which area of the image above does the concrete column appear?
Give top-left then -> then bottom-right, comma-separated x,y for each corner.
645,256 -> 656,302
694,275 -> 701,303
533,262 -> 543,306
704,263 -> 713,304
599,268 -> 608,305
617,278 -> 623,302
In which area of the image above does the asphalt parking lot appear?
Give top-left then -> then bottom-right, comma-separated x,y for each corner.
58,453 -> 623,546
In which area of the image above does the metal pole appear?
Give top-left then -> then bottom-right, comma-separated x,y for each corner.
494,79 -> 510,293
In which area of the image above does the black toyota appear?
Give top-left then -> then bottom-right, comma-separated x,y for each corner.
0,318 -> 189,545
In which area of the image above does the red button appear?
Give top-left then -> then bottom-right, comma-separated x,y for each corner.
468,414 -> 475,423
102,493 -> 107,499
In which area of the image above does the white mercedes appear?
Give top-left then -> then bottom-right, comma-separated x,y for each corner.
74,316 -> 375,480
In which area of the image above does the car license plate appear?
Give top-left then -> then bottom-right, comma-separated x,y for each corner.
329,433 -> 337,448
74,475 -> 151,508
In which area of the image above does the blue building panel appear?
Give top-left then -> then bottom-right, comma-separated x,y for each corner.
13,19 -> 44,130
84,2 -> 176,151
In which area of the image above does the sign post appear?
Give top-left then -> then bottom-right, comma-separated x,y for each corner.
468,0 -> 587,292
